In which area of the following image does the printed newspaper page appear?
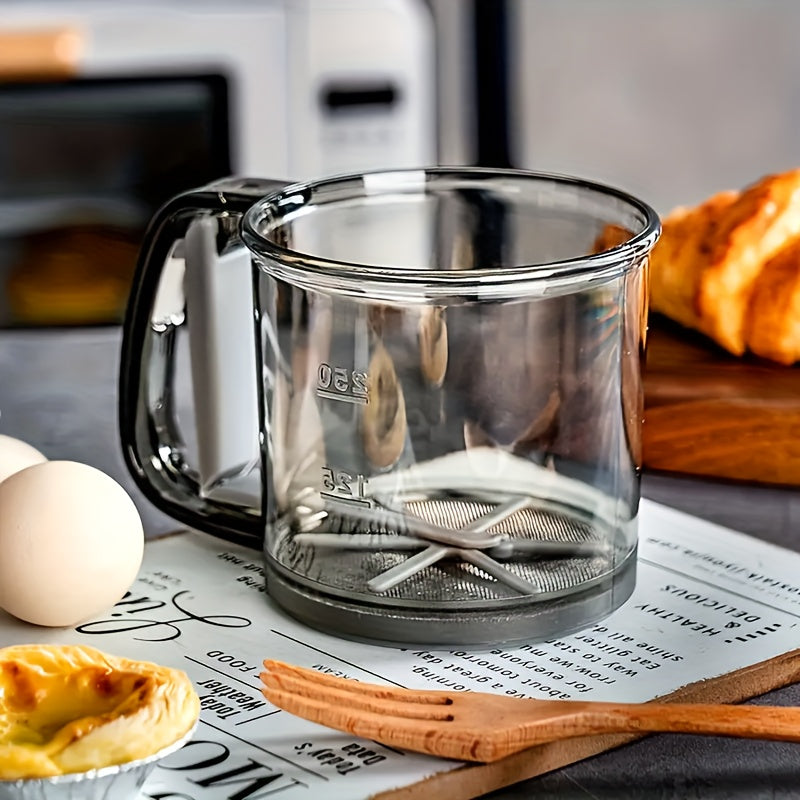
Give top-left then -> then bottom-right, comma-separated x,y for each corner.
1,499 -> 799,799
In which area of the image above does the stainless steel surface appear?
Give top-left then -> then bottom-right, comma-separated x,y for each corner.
299,495 -> 610,595
3,325 -> 800,798
279,497 -> 621,603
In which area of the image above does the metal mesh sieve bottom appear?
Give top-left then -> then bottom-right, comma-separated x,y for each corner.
270,496 -> 631,608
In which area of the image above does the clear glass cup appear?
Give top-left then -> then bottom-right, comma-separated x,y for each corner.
119,168 -> 660,645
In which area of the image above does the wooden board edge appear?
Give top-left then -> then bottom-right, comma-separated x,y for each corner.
369,646 -> 800,800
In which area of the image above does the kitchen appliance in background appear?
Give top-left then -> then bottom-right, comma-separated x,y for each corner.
0,0 -> 436,327
433,0 -> 800,207
498,0 -> 800,211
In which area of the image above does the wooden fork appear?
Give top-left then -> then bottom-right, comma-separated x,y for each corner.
260,659 -> 800,763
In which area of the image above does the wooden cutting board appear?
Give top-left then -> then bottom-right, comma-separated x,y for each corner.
643,315 -> 800,486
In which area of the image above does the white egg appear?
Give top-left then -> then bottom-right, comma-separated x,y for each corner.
0,434 -> 47,484
0,460 -> 144,627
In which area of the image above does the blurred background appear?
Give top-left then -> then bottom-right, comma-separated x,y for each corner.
3,0 -> 800,536
0,0 -> 800,327
3,0 -> 800,329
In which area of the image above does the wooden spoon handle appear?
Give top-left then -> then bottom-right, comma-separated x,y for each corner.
601,702 -> 800,742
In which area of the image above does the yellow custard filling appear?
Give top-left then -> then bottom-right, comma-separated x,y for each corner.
0,644 -> 199,779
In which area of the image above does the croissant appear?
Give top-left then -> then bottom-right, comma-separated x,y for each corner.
745,236 -> 800,364
598,168 -> 800,363
0,644 -> 199,779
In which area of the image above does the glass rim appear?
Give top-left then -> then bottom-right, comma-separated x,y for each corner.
241,166 -> 661,289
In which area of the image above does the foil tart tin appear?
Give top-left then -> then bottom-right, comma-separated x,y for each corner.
0,722 -> 197,800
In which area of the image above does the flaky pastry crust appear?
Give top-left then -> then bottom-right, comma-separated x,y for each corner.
693,169 -> 800,353
745,237 -> 800,364
649,189 -> 740,337
0,644 -> 199,779
596,168 -> 800,363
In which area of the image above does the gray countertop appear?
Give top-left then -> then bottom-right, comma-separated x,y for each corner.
2,326 -> 800,799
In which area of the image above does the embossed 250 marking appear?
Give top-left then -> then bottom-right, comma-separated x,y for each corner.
316,363 -> 368,404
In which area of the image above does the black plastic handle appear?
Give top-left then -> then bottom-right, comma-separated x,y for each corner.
118,177 -> 287,549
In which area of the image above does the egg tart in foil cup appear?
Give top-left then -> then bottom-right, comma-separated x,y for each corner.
0,644 -> 200,799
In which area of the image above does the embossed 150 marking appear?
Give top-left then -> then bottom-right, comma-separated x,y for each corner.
316,363 -> 368,404
320,466 -> 371,508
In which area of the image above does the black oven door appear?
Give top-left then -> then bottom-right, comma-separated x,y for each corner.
0,73 -> 231,327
